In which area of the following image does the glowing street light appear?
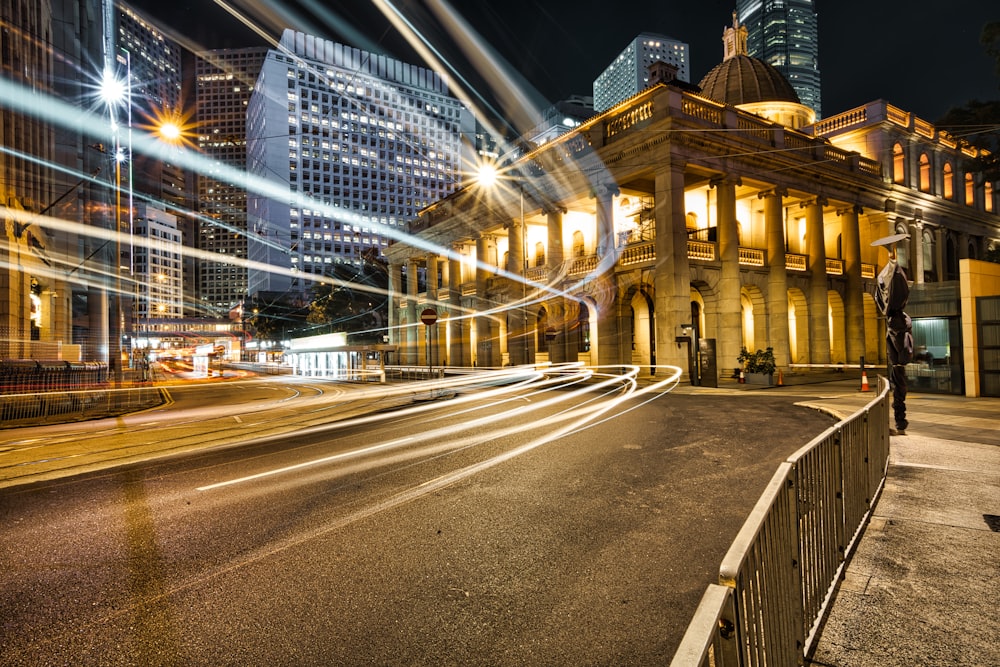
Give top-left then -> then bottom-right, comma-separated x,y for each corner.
98,49 -> 133,385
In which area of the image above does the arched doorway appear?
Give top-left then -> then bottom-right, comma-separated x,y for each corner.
629,289 -> 654,370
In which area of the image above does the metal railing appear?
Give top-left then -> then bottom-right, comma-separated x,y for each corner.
0,385 -> 168,429
671,376 -> 890,666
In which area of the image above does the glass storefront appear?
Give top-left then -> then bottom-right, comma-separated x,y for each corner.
907,316 -> 963,394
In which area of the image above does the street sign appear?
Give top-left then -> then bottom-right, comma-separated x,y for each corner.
420,308 -> 438,325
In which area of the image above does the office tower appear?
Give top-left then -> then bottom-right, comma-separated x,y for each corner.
132,202 -> 183,320
593,33 -> 689,113
246,30 -> 474,297
116,3 -> 185,209
194,47 -> 268,315
736,0 -> 821,118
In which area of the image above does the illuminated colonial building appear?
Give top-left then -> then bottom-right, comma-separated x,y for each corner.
385,22 -> 999,395
246,30 -> 475,298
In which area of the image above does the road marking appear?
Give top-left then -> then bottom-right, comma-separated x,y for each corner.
196,437 -> 415,491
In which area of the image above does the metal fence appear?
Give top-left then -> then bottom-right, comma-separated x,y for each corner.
0,360 -> 108,393
0,385 -> 167,428
671,376 -> 890,666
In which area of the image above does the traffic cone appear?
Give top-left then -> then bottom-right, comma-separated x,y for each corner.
777,369 -> 784,386
859,369 -> 870,392
739,369 -> 745,384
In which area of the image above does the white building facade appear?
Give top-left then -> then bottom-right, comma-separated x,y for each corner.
132,202 -> 183,321
593,33 -> 689,113
246,30 -> 475,298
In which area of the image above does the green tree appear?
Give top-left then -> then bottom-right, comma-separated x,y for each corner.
306,253 -> 389,344
935,22 -> 1000,180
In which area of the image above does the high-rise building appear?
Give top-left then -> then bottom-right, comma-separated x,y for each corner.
593,33 -> 689,113
246,30 -> 474,298
116,4 -> 185,209
132,202 -> 183,320
115,3 -> 189,335
736,0 -> 821,118
194,47 -> 268,315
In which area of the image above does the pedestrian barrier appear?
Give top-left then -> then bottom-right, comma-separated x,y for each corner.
671,376 -> 890,666
0,385 -> 167,428
0,360 -> 109,393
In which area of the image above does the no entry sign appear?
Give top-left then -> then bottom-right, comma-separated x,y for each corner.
420,308 -> 438,325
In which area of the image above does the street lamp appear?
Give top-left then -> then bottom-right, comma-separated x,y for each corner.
99,49 -> 133,385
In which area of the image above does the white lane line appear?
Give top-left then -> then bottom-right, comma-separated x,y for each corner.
196,437 -> 414,492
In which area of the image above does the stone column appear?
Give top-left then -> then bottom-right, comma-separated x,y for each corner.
805,198 -> 831,364
546,208 -> 567,364
426,256 -> 441,367
405,258 -> 419,365
763,189 -> 790,368
594,183 -> 618,261
840,205 -> 866,368
653,161 -> 691,374
475,235 -> 499,367
448,246 -> 470,367
507,213 -> 528,366
911,220 -> 925,285
387,262 -> 401,348
716,177 -> 742,373
933,226 -> 946,282
593,183 -> 621,366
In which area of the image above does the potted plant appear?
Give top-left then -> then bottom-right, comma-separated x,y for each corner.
738,346 -> 777,385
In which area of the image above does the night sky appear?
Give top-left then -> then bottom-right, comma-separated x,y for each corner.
136,0 -> 997,124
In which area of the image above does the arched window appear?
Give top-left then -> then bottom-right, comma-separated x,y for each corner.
919,153 -> 931,193
922,229 -> 935,281
894,222 -> 910,269
892,143 -> 905,184
572,230 -> 585,257
535,241 -> 545,267
942,163 -> 954,200
965,173 -> 975,207
986,182 -> 995,213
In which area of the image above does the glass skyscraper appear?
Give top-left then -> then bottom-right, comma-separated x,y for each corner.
736,0 -> 821,118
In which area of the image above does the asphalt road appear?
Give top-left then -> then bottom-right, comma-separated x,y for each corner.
0,376 -> 838,665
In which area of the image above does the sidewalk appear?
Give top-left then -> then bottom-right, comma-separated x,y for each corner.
804,391 -> 1000,666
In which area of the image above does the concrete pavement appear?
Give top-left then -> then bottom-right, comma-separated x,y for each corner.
805,389 -> 1000,667
692,376 -> 1000,667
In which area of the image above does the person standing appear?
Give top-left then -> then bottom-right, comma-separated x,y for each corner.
874,236 -> 913,435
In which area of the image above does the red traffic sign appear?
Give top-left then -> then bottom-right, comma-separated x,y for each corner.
420,308 -> 438,325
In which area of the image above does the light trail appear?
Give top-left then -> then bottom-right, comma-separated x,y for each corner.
196,436 -> 415,491
195,365 -> 681,493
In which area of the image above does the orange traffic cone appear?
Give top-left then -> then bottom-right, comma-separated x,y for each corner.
859,369 -> 870,392
739,369 -> 745,384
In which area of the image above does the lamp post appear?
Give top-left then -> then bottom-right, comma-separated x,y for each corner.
100,48 -> 132,385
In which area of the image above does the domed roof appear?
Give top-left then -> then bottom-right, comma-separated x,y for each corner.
697,54 -> 801,106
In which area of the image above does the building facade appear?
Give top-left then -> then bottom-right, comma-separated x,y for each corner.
246,30 -> 474,299
593,33 -> 690,113
385,85 -> 998,394
736,0 -> 821,118
195,47 -> 268,315
132,202 -> 183,321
